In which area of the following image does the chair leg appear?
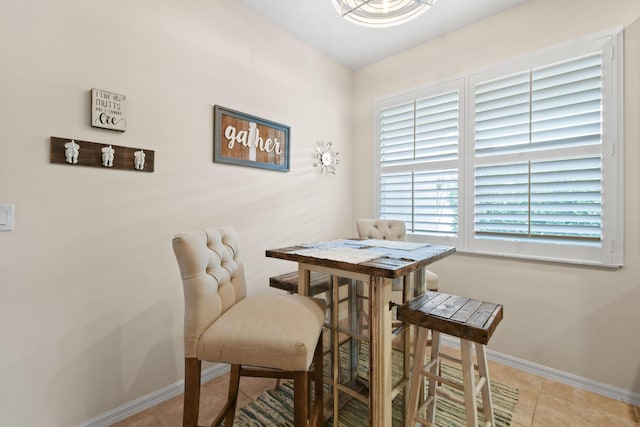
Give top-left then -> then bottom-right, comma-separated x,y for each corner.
312,334 -> 324,427
293,370 -> 310,426
183,358 -> 201,427
225,365 -> 241,427
208,364 -> 241,427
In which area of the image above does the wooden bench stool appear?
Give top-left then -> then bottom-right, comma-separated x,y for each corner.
269,271 -> 332,297
398,291 -> 503,427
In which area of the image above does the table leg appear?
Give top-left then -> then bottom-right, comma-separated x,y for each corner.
402,273 -> 413,419
332,274 -> 340,427
415,267 -> 426,296
349,279 -> 359,383
297,265 -> 310,296
369,275 -> 392,427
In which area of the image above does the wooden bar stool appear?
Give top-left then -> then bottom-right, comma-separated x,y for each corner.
398,291 -> 503,427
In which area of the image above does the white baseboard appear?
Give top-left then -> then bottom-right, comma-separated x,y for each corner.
440,335 -> 640,407
78,344 -> 640,426
76,363 -> 229,427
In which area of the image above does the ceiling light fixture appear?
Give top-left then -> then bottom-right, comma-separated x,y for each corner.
331,0 -> 437,28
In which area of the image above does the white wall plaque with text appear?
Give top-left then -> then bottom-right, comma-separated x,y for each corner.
91,88 -> 127,132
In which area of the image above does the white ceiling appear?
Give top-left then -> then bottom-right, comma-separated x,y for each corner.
238,0 -> 529,70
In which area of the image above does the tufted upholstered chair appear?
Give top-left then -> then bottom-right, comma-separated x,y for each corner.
356,218 -> 407,242
356,219 -> 439,292
172,226 -> 325,427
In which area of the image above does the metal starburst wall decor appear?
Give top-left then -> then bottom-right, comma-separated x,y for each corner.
313,141 -> 340,175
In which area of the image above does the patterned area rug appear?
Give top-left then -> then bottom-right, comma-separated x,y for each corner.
231,361 -> 519,426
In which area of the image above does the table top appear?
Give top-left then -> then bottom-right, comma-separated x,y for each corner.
266,238 -> 455,279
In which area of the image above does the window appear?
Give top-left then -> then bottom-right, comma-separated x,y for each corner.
375,29 -> 623,267
379,85 -> 462,236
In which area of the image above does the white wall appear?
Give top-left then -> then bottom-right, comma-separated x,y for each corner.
0,0 -> 353,425
353,0 -> 640,396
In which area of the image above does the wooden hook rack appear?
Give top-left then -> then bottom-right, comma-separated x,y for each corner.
50,137 -> 154,172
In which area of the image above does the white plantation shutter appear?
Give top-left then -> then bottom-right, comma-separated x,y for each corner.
379,102 -> 415,166
473,53 -> 604,243
475,72 -> 531,155
475,162 -> 530,236
375,30 -> 622,266
380,172 -> 412,221
415,94 -> 459,163
414,169 -> 458,235
379,88 -> 460,235
380,170 -> 458,236
475,157 -> 602,240
475,54 -> 603,156
531,56 -> 603,150
380,92 -> 459,167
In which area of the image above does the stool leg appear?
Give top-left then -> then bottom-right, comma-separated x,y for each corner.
461,339 -> 479,427
426,331 -> 440,424
405,327 -> 429,427
476,342 -> 495,426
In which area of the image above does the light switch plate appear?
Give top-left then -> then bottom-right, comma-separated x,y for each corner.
0,204 -> 14,231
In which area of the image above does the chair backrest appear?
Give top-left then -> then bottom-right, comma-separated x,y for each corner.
172,226 -> 247,357
356,219 -> 407,241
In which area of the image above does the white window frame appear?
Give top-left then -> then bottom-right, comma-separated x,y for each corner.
373,28 -> 624,268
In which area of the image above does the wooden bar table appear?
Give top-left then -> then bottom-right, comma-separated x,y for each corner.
266,239 -> 455,427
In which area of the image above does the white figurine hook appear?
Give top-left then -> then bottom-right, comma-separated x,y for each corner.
64,140 -> 80,164
101,145 -> 115,167
134,150 -> 145,170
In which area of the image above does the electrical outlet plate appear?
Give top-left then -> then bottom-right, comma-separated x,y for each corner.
0,204 -> 14,231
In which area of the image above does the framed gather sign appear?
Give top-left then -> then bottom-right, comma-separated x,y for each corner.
213,105 -> 290,172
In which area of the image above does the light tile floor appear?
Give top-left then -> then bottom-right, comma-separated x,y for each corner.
113,349 -> 639,427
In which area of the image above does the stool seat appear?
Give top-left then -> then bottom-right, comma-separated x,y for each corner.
398,291 -> 503,345
399,291 -> 503,427
269,271 -> 332,296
